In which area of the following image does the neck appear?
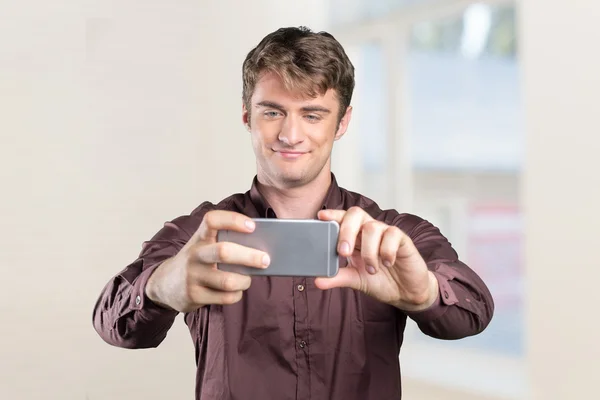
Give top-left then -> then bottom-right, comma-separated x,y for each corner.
256,167 -> 332,219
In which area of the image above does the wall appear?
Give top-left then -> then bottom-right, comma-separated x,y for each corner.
0,1 -> 325,399
520,0 -> 600,399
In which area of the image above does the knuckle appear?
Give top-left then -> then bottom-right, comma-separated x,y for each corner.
180,246 -> 194,263
382,248 -> 396,259
241,276 -> 252,290
363,221 -> 378,233
220,274 -> 237,291
188,284 -> 202,302
235,214 -> 246,227
183,278 -> 197,302
365,256 -> 379,267
182,263 -> 194,284
348,206 -> 363,215
375,220 -> 388,229
215,242 -> 230,261
203,211 -> 218,228
361,246 -> 376,258
389,226 -> 402,237
221,291 -> 242,305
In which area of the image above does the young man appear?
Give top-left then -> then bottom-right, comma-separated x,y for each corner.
93,26 -> 494,399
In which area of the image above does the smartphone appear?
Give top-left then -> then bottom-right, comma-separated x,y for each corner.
216,218 -> 339,277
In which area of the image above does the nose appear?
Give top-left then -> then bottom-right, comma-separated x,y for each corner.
278,115 -> 304,146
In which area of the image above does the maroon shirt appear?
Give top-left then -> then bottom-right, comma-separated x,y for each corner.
93,174 -> 494,400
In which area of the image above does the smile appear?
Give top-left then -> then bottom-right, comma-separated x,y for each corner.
276,151 -> 307,159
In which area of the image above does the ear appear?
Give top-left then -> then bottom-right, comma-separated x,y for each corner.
334,106 -> 353,141
242,103 -> 251,131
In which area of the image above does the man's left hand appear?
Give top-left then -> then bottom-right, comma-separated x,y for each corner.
315,207 -> 439,312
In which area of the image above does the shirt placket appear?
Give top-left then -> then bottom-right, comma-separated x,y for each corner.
293,276 -> 310,399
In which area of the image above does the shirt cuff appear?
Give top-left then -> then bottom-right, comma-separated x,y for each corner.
404,266 -> 459,324
128,263 -> 178,317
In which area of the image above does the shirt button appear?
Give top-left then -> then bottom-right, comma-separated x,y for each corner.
135,295 -> 141,305
299,341 -> 307,348
297,284 -> 305,292
443,291 -> 449,299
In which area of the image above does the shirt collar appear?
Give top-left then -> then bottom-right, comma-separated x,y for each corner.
249,173 -> 344,218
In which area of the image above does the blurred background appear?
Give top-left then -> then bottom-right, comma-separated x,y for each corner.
0,0 -> 598,399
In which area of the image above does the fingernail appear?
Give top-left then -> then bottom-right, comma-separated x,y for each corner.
245,220 -> 255,230
262,254 -> 270,267
367,266 -> 376,274
340,241 -> 350,255
383,260 -> 392,268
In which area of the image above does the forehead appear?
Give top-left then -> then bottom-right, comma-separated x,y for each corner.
251,71 -> 338,108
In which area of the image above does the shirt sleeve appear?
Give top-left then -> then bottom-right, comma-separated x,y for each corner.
398,216 -> 495,340
92,213 -> 204,349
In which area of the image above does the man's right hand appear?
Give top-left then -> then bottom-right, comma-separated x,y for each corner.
145,210 -> 270,313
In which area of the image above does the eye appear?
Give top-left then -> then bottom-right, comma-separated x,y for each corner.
264,110 -> 282,118
305,114 -> 321,122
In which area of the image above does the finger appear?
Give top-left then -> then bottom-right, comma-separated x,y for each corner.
317,209 -> 346,223
191,285 -> 245,306
379,226 -> 403,268
314,267 -> 362,291
197,268 -> 253,292
192,210 -> 256,243
360,221 -> 387,274
323,207 -> 372,257
195,242 -> 270,269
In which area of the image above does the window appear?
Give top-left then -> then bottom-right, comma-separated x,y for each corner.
329,1 -> 526,398
328,0 -> 438,26
405,2 -> 523,357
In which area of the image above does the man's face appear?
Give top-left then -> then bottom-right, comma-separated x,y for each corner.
243,72 -> 352,188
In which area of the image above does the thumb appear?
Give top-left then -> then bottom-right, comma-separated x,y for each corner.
314,268 -> 361,291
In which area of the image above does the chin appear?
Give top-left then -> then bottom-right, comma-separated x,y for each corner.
273,169 -> 310,186
279,172 -> 307,184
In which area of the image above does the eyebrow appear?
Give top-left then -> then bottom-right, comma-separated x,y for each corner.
256,101 -> 331,114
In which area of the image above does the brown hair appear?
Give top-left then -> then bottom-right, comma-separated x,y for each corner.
242,26 -> 355,123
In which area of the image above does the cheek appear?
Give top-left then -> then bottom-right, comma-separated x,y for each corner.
313,123 -> 338,147
251,125 -> 281,155
253,119 -> 281,143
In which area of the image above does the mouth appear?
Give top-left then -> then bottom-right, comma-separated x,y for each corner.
274,150 -> 307,159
